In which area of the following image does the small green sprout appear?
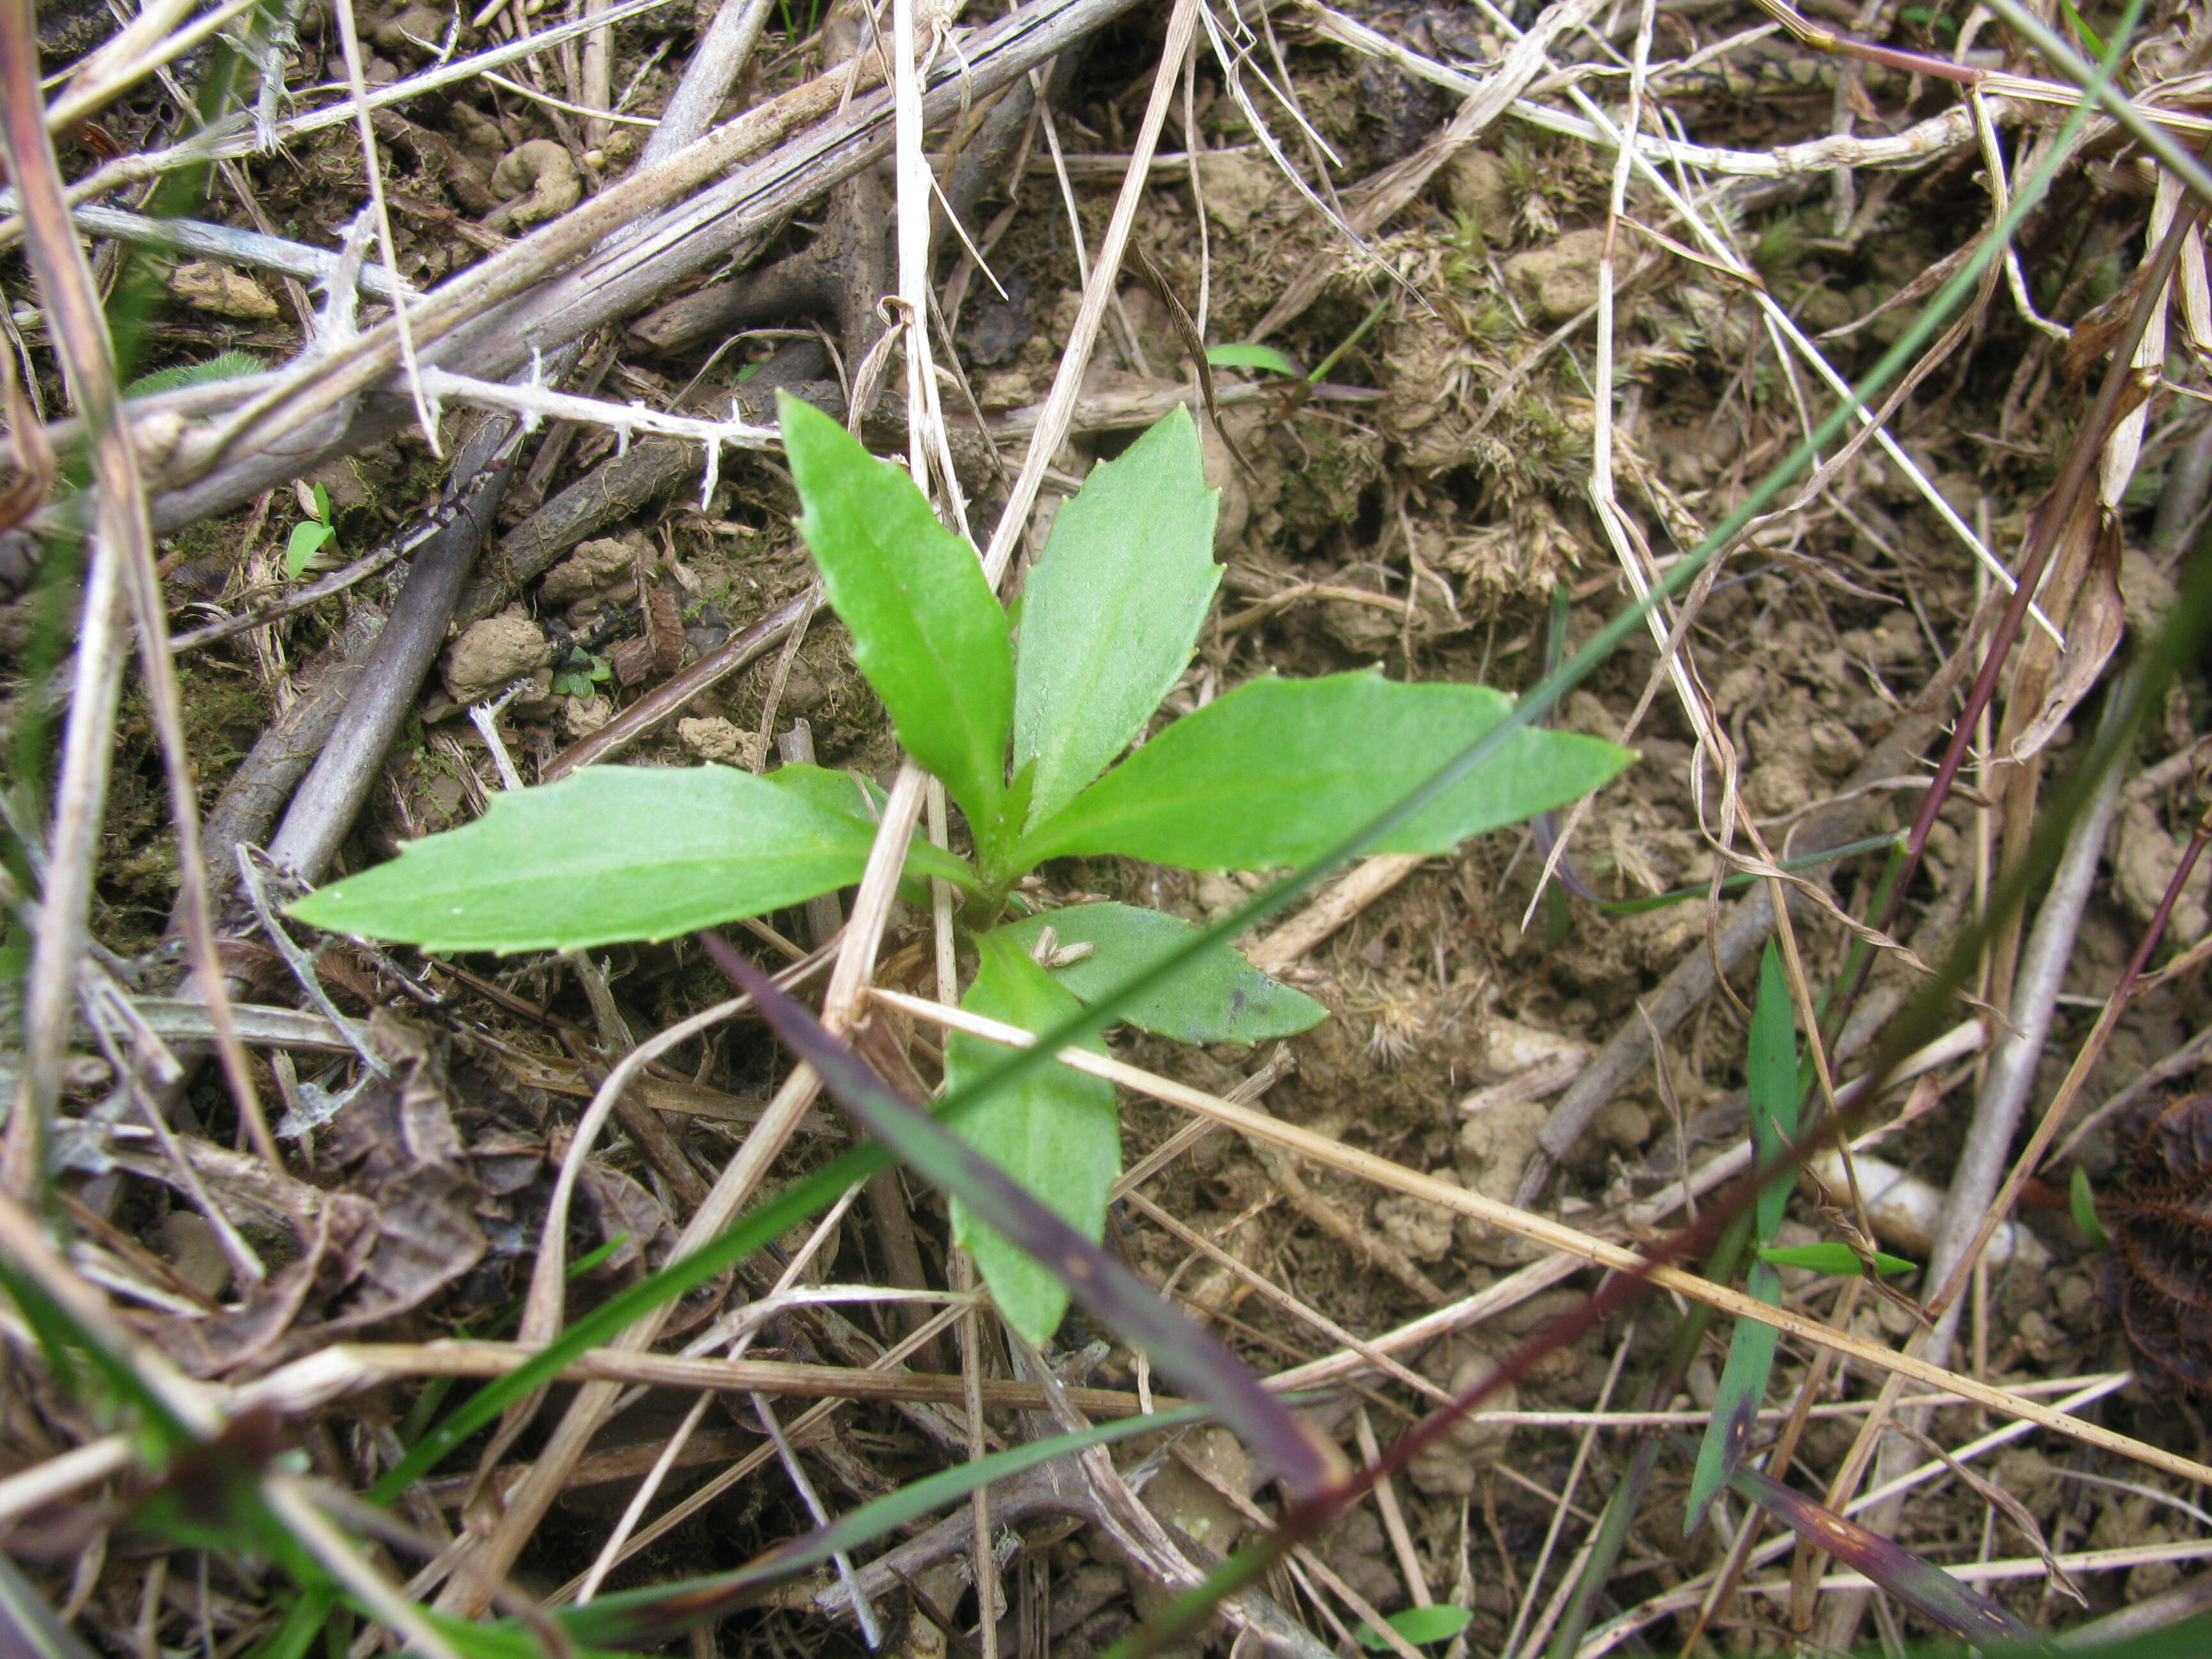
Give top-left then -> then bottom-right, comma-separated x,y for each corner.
284,481 -> 338,579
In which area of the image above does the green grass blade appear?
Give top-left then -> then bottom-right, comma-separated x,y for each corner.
1747,940 -> 1798,1240
1685,1260 -> 1783,1532
1685,945 -> 1796,1529
563,1404 -> 1211,1645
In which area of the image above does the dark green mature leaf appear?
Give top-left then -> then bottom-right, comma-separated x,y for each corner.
999,902 -> 1323,1042
948,932 -> 1120,1345
779,392 -> 1013,826
707,938 -> 1345,1497
288,766 -> 972,952
1013,407 -> 1220,830
1018,671 -> 1633,871
565,1404 -> 1212,1646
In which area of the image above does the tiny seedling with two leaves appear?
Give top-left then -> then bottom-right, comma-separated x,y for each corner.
285,480 -> 340,579
292,394 -> 1634,1342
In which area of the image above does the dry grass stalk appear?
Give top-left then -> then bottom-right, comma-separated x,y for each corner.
874,988 -> 2212,1488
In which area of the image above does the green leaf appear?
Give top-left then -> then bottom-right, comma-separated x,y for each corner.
1353,1607 -> 1473,1651
1014,406 -> 1221,831
1747,940 -> 1799,1243
779,392 -> 1013,827
764,763 -> 975,895
1205,342 -> 1301,377
1756,1242 -> 1915,1276
947,932 -> 1119,1346
764,761 -> 886,822
1686,1261 -> 1783,1533
122,349 -> 262,399
287,765 -> 970,952
998,902 -> 1323,1042
284,520 -> 335,579
310,482 -> 331,524
2071,1165 -> 2112,1250
1018,671 -> 1634,871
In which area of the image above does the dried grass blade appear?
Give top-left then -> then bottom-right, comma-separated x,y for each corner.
1719,1455 -> 2054,1651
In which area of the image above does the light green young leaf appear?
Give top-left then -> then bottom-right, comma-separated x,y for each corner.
947,931 -> 1119,1346
284,520 -> 335,579
1756,1242 -> 1916,1277
779,393 -> 1013,827
288,765 -> 970,952
998,902 -> 1323,1042
1018,671 -> 1634,872
1014,406 -> 1220,831
2071,1164 -> 2111,1250
1353,1607 -> 1473,1651
1205,342 -> 1301,377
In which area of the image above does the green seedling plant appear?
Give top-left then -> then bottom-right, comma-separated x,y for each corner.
284,479 -> 339,579
291,393 -> 1631,1342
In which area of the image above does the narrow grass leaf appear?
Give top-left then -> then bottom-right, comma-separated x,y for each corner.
780,392 -> 1013,826
1013,406 -> 1220,831
1756,1242 -> 1915,1276
1018,672 -> 1632,870
712,944 -> 1346,1497
1721,1456 -> 2055,1652
1687,947 -> 1798,1528
948,932 -> 1120,1345
371,1146 -> 878,1502
1685,1260 -> 1782,1532
2071,1166 -> 2112,1249
288,765 -> 970,952
1353,1607 -> 1473,1650
1000,902 -> 1324,1041
1204,343 -> 1301,376
563,1405 -> 1210,1646
1747,939 -> 1798,1239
